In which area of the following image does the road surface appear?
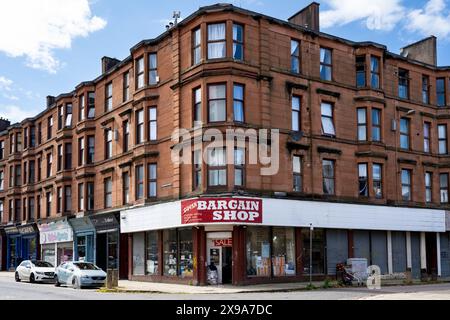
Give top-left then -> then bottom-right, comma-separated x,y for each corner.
1,274 -> 450,300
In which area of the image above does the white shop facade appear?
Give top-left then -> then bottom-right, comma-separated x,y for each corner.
121,196 -> 448,285
38,218 -> 74,267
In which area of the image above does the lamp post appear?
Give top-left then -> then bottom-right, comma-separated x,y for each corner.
309,223 -> 313,286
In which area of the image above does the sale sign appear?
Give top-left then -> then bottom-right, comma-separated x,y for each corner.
213,239 -> 233,247
181,198 -> 263,225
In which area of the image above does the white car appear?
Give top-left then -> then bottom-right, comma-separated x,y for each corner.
54,261 -> 107,289
15,260 -> 55,283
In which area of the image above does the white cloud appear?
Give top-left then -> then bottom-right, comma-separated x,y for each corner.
0,105 -> 35,123
0,76 -> 13,91
0,0 -> 107,73
406,0 -> 450,38
320,0 -> 405,31
2,94 -> 19,101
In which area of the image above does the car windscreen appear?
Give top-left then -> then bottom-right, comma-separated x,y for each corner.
32,261 -> 54,268
74,263 -> 100,270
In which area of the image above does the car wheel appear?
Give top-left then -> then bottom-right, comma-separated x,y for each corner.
15,272 -> 21,282
29,273 -> 35,283
72,277 -> 80,289
54,275 -> 60,287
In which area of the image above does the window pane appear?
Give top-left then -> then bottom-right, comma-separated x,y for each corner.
322,118 -> 335,135
320,48 -> 331,64
320,66 -> 332,81
321,103 -> 332,116
292,111 -> 300,132
194,29 -> 201,45
233,85 -> 243,100
208,23 -> 225,40
292,97 -> 300,111
233,24 -> 243,41
178,229 -> 193,278
372,109 -> 380,125
209,85 -> 226,99
163,229 -> 177,276
146,231 -> 158,275
272,227 -> 296,276
401,170 -> 410,184
293,156 -> 301,173
149,54 -> 157,69
234,102 -> 244,122
235,168 -> 243,186
246,227 -> 271,277
439,125 -> 446,139
209,100 -> 226,122
234,149 -> 244,165
357,108 -> 366,123
208,43 -> 226,59
400,135 -> 409,149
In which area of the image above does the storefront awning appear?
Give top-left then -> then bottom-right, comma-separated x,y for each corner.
69,216 -> 95,234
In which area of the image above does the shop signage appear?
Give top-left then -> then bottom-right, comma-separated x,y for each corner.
40,229 -> 72,244
18,225 -> 37,235
181,198 -> 263,224
213,238 -> 233,247
39,219 -> 73,244
4,226 -> 19,235
90,214 -> 118,233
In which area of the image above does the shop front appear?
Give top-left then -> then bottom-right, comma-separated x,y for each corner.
0,227 -> 5,271
69,216 -> 95,264
5,224 -> 39,270
121,197 -> 446,286
38,218 -> 73,267
89,213 -> 123,273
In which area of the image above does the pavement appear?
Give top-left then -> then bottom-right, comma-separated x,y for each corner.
2,271 -> 450,300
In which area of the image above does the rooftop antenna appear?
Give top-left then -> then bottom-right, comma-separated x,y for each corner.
173,11 -> 181,25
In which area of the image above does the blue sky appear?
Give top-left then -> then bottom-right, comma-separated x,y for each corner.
1,0 -> 450,123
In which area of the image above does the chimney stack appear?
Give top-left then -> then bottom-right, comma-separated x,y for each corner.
102,56 -> 121,74
288,2 -> 320,32
46,95 -> 55,108
400,36 -> 437,66
0,118 -> 10,131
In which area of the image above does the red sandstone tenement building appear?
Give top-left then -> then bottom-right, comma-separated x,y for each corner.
1,3 -> 450,285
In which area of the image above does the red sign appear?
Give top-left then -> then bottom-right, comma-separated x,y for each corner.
181,198 -> 263,225
213,239 -> 233,247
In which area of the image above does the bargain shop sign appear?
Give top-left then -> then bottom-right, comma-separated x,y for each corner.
181,198 -> 262,224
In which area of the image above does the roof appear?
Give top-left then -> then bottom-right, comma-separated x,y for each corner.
5,3 -> 450,130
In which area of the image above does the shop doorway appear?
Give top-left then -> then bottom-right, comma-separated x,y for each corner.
425,233 -> 438,277
206,232 -> 232,285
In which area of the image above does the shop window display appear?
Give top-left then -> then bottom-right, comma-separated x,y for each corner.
302,228 -> 326,275
178,228 -> 193,278
77,234 -> 94,263
146,231 -> 158,275
246,227 -> 271,277
107,232 -> 118,269
163,229 -> 178,276
132,232 -> 145,275
272,227 -> 296,276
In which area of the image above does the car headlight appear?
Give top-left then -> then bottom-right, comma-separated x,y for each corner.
36,271 -> 44,275
81,275 -> 90,279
